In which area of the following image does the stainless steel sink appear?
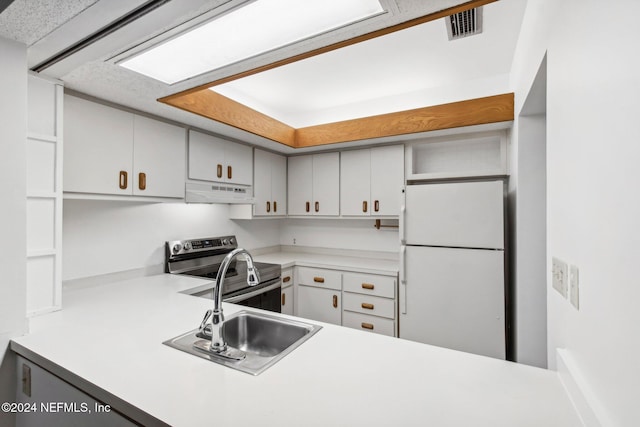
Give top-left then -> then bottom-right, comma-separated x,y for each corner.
163,310 -> 322,375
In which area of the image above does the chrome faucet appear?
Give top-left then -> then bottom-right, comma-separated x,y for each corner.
200,248 -> 260,358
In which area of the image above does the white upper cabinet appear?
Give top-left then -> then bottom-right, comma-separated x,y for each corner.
64,95 -> 134,196
340,145 -> 404,216
133,115 -> 185,198
253,149 -> 287,216
288,152 -> 339,216
188,130 -> 252,186
340,149 -> 371,216
287,155 -> 313,215
64,95 -> 185,198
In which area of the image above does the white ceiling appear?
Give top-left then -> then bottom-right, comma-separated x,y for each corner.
0,0 -> 527,153
215,0 -> 526,128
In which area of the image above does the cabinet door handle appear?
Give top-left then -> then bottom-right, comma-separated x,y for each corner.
227,165 -> 232,180
305,201 -> 310,213
361,283 -> 375,290
361,322 -> 374,330
361,303 -> 374,310
332,295 -> 338,308
217,164 -> 222,178
282,293 -> 286,306
119,171 -> 128,190
315,201 -> 319,212
362,201 -> 368,213
282,276 -> 291,283
313,277 -> 325,283
138,172 -> 146,191
266,201 -> 271,213
273,201 -> 277,213
374,200 -> 380,212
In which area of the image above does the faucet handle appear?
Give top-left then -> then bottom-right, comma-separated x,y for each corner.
199,309 -> 213,334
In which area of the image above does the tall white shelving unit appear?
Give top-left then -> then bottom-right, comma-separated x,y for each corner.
26,74 -> 63,316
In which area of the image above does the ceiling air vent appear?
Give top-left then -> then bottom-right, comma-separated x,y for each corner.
446,7 -> 483,41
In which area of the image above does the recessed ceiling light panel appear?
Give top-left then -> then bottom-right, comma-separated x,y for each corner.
119,0 -> 384,84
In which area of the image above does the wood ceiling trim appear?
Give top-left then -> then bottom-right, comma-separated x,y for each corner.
161,89 -> 296,146
158,0 -> 498,102
161,90 -> 513,148
294,93 -> 514,147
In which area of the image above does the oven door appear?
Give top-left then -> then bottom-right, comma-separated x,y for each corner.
224,277 -> 282,313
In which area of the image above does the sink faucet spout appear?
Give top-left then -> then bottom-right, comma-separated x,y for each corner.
209,248 -> 260,353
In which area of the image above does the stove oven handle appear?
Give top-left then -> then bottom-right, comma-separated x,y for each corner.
224,278 -> 281,303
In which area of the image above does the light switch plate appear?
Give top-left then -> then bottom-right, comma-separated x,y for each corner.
569,265 -> 579,309
552,257 -> 568,298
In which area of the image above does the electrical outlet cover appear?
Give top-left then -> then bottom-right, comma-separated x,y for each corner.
569,265 -> 579,309
552,257 -> 568,298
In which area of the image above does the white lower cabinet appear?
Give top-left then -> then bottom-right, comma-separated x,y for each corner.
294,266 -> 397,335
280,268 -> 294,315
297,285 -> 341,325
296,267 -> 342,325
342,272 -> 397,337
15,356 -> 135,427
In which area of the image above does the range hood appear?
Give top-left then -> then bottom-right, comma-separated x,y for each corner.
185,182 -> 254,204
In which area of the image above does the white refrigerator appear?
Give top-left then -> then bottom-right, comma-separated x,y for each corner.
399,180 -> 507,359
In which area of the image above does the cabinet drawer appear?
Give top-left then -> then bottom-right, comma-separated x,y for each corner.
343,273 -> 395,298
296,267 -> 341,291
281,267 -> 293,289
343,311 -> 395,337
343,292 -> 395,319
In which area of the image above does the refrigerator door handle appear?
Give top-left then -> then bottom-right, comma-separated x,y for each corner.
400,245 -> 407,314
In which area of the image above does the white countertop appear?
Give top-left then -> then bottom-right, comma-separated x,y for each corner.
12,267 -> 581,426
253,249 -> 400,276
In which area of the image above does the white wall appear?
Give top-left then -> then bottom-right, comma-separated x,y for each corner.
0,35 -> 27,427
513,113 -> 547,368
508,53 -> 548,369
512,0 -> 640,425
279,219 -> 398,254
62,202 -> 398,282
63,200 -> 282,280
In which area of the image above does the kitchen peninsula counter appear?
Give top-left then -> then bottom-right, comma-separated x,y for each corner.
11,273 -> 581,426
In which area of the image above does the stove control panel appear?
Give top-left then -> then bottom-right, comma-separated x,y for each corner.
166,235 -> 237,258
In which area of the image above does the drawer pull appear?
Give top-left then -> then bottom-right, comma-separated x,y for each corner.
273,201 -> 277,213
217,164 -> 223,178
361,303 -> 374,310
281,293 -> 286,306
119,171 -> 128,190
282,276 -> 291,283
266,201 -> 271,213
138,172 -> 146,190
227,165 -> 232,179
361,283 -> 375,290
313,277 -> 325,283
361,322 -> 374,330
362,201 -> 368,213
332,295 -> 338,308
315,201 -> 320,213
305,201 -> 310,212
374,200 -> 380,212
